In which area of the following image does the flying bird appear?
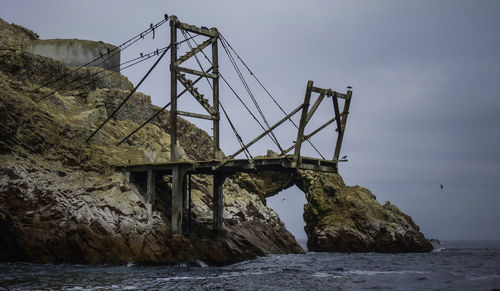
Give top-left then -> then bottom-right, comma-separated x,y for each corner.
341,155 -> 347,159
440,184 -> 444,189
281,198 -> 285,202
347,86 -> 352,89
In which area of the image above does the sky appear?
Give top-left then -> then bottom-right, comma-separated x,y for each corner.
2,0 -> 499,240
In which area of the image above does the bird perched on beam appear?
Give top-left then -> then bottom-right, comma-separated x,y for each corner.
347,86 -> 352,89
150,23 -> 155,39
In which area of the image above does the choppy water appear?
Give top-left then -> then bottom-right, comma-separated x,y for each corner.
1,240 -> 499,290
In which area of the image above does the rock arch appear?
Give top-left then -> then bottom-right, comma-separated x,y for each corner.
233,169 -> 433,253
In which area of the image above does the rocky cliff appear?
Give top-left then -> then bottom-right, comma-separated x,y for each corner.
0,19 -> 431,265
0,19 -> 302,265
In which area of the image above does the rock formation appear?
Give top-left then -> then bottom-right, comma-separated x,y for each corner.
0,18 -> 302,265
0,19 -> 431,265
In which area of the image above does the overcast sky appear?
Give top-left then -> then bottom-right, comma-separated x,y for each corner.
2,0 -> 499,240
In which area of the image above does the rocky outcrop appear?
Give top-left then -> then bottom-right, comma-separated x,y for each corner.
233,150 -> 432,253
0,19 -> 302,265
297,171 -> 433,252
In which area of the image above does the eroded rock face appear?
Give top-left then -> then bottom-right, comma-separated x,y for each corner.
296,171 -> 433,253
0,19 -> 302,265
234,166 -> 433,253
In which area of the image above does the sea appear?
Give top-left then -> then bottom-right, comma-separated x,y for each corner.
1,240 -> 499,290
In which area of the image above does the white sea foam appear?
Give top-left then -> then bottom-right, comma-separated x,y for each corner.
347,270 -> 429,276
466,274 -> 500,281
311,272 -> 342,278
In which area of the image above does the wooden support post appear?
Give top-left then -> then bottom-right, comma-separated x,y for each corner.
146,169 -> 155,215
332,92 -> 342,135
333,90 -> 353,160
212,30 -> 220,159
293,80 -> 313,166
170,16 -> 178,161
171,165 -> 187,234
188,174 -> 192,232
213,174 -> 225,234
305,92 -> 325,124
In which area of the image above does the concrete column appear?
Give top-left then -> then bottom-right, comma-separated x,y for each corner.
171,165 -> 186,234
213,174 -> 225,234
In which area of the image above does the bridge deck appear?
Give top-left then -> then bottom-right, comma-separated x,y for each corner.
114,156 -> 345,175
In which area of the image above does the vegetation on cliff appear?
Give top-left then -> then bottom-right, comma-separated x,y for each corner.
0,18 -> 302,265
0,18 -> 431,265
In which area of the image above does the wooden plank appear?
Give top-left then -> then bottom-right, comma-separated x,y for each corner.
176,110 -> 215,120
177,21 -> 217,37
176,66 -> 218,79
293,80 -> 313,166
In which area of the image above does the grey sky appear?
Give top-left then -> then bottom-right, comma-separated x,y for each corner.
2,0 -> 499,240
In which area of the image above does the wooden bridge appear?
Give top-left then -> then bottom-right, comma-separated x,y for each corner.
87,15 -> 353,234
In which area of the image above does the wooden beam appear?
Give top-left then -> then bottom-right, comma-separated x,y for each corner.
293,80 -> 313,166
213,174 -> 225,234
171,165 -> 188,234
175,37 -> 216,66
283,116 -> 338,154
146,169 -> 155,216
333,90 -> 352,160
212,34 -> 220,159
305,91 -> 325,124
332,92 -> 342,135
176,66 -> 218,79
177,21 -> 218,37
216,103 -> 304,170
311,86 -> 347,99
177,75 -> 215,115
170,16 -> 178,161
176,110 -> 215,120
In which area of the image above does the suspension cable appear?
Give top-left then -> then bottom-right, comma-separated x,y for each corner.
184,31 -> 284,153
219,33 -> 326,159
37,34 -> 198,102
31,15 -> 170,94
180,30 -> 252,159
219,38 -> 284,155
85,45 -> 170,143
220,100 -> 253,159
36,45 -> 169,102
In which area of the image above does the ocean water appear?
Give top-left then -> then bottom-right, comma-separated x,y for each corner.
1,240 -> 499,290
